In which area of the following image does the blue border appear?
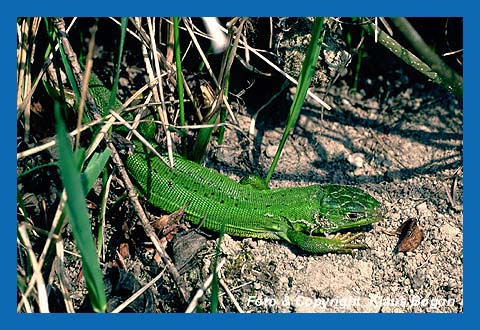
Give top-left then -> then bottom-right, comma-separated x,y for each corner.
11,0 -> 470,16
6,1 -> 475,328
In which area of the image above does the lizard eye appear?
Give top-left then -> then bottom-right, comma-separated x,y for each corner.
346,212 -> 360,219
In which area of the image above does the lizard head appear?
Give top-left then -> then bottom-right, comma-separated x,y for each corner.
315,184 -> 382,233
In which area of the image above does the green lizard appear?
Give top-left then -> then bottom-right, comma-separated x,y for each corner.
126,143 -> 380,253
89,71 -> 381,254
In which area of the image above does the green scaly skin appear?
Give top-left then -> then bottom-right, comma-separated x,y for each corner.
89,72 -> 382,254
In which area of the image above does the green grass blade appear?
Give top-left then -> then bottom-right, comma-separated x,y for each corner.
17,162 -> 58,180
389,17 -> 462,98
216,80 -> 229,145
108,18 -> 127,112
190,20 -> 242,163
54,103 -> 106,312
265,17 -> 325,185
17,187 -> 29,224
53,30 -> 80,103
81,148 -> 112,258
81,148 -> 112,194
361,19 -> 462,98
190,113 -> 219,163
352,28 -> 366,93
210,223 -> 225,313
42,18 -> 76,106
217,106 -> 227,145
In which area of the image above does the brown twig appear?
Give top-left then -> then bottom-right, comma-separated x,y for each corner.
52,17 -> 188,304
52,18 -> 102,119
443,166 -> 462,212
106,140 -> 188,303
126,17 -> 202,118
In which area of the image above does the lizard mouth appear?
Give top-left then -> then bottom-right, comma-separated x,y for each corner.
332,206 -> 383,232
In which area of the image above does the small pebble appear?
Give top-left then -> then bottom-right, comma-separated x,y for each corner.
347,153 -> 365,168
416,202 -> 432,217
265,145 -> 278,158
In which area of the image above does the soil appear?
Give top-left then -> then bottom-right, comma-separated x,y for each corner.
205,79 -> 463,312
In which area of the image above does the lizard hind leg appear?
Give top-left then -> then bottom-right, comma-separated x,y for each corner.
285,229 -> 368,254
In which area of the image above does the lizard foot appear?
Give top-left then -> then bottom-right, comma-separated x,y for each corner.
286,229 -> 369,254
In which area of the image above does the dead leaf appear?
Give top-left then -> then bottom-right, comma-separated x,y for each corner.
151,203 -> 189,241
118,242 -> 130,259
396,219 -> 423,252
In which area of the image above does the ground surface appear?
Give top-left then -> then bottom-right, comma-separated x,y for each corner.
33,61 -> 464,314
196,79 -> 463,313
